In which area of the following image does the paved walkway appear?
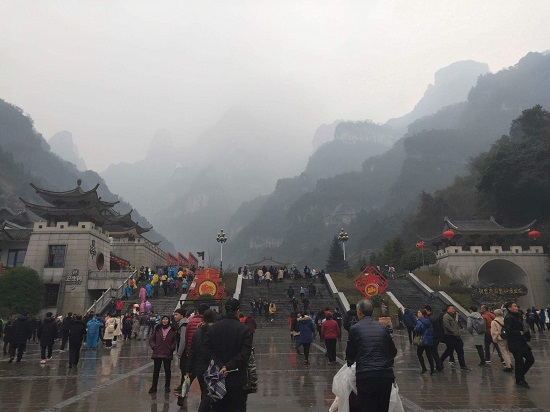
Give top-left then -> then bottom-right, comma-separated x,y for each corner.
1,324 -> 549,411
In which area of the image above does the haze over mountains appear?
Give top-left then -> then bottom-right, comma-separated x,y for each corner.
96,59 -> 490,264
3,53 -> 549,270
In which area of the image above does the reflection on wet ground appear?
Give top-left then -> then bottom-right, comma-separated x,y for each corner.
1,325 -> 550,411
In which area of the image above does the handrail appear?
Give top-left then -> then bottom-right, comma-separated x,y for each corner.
86,270 -> 137,314
86,287 -> 113,315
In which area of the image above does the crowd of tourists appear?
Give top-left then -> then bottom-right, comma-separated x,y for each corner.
398,301 -> 540,390
241,264 -> 326,286
121,265 -> 194,300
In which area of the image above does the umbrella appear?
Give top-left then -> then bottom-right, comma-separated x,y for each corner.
204,359 -> 238,401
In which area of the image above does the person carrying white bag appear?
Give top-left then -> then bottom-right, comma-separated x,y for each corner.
344,299 -> 398,412
330,363 -> 357,412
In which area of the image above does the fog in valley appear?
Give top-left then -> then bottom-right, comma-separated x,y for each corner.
1,1 -> 550,267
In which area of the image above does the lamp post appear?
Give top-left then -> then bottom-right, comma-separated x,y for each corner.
338,228 -> 349,261
216,229 -> 228,275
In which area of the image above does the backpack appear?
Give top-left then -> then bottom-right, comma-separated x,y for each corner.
494,320 -> 507,339
474,316 -> 486,334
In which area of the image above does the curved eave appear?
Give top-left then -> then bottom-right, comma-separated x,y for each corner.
19,198 -> 111,224
30,182 -> 100,197
444,216 -> 537,235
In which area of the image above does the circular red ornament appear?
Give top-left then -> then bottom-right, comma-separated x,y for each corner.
528,230 -> 541,240
416,241 -> 425,250
443,230 -> 455,240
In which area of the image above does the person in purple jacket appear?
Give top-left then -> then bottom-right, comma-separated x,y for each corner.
148,315 -> 177,394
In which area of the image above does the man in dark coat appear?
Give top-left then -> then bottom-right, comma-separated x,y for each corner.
505,301 -> 535,388
205,298 -> 253,412
9,313 -> 32,363
59,312 -> 73,351
38,312 -> 58,363
68,315 -> 87,368
345,299 -> 397,412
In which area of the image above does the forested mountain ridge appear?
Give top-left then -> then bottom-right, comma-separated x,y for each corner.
0,98 -> 175,252
228,52 -> 550,268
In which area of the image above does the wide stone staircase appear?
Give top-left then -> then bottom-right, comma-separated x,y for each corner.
387,276 -> 448,315
240,277 -> 343,327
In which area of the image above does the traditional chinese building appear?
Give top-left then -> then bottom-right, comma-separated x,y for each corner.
421,217 -> 548,308
13,180 -> 166,315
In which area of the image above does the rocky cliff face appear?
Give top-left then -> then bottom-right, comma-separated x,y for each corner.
49,131 -> 87,171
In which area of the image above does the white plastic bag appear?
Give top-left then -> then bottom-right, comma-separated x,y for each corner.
180,375 -> 191,398
331,363 -> 356,412
329,397 -> 340,412
388,382 -> 404,412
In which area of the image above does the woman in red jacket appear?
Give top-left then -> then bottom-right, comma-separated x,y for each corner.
148,315 -> 177,393
321,312 -> 341,364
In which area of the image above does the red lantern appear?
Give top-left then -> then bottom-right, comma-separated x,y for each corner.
443,230 -> 455,240
528,230 -> 541,241
416,241 -> 425,250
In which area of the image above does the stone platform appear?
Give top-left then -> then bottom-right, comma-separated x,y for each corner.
1,324 -> 549,411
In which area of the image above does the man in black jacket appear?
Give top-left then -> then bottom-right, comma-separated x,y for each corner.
345,299 -> 397,412
9,313 -> 32,363
38,312 -> 57,363
59,312 -> 73,351
68,315 -> 86,368
505,301 -> 535,388
205,298 -> 253,412
343,303 -> 358,333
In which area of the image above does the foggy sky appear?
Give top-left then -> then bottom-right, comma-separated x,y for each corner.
1,1 -> 550,172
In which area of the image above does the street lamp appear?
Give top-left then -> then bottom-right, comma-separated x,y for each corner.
338,228 -> 349,260
216,229 -> 228,275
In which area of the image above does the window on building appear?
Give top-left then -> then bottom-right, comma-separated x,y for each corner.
48,245 -> 66,267
44,284 -> 60,307
7,249 -> 26,267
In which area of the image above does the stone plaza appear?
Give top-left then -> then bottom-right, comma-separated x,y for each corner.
1,322 -> 549,412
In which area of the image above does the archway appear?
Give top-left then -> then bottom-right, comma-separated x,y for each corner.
477,259 -> 533,307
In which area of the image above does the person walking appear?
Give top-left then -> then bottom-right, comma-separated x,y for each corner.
205,298 -> 253,411
268,302 -> 277,322
505,302 -> 535,388
244,313 -> 257,335
414,309 -> 436,374
173,308 -> 189,397
480,305 -> 503,364
148,315 -> 177,393
322,312 -> 341,364
403,308 -> 416,344
9,313 -> 32,363
68,315 -> 86,368
440,305 -> 470,370
490,309 -> 513,372
187,309 -> 216,412
467,306 -> 488,366
345,299 -> 397,412
38,312 -> 57,364
86,315 -> 102,349
3,320 -> 13,356
297,312 -> 315,364
103,315 -> 118,347
59,312 -> 73,352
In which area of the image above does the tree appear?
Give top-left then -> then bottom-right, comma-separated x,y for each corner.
477,106 -> 550,225
400,249 -> 437,271
380,237 -> 407,270
326,236 -> 349,272
0,267 -> 45,316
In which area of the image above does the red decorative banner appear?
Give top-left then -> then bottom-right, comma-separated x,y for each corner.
354,266 -> 388,298
187,268 -> 226,299
166,252 -> 178,266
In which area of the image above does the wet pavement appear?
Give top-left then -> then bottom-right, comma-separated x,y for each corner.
1,325 -> 550,411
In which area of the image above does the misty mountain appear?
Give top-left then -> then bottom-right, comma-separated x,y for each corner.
49,131 -> 87,171
228,52 -> 550,268
0,98 -> 175,252
386,60 -> 490,135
